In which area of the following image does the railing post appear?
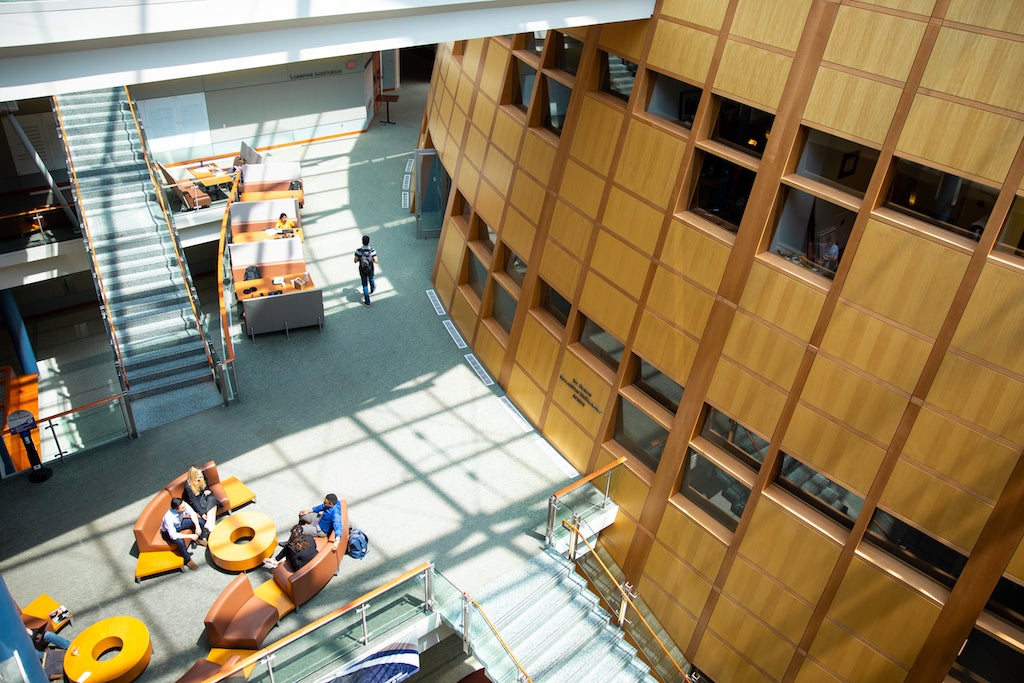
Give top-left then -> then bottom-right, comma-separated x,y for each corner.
120,392 -> 138,438
358,602 -> 370,645
424,564 -> 435,612
617,581 -> 633,628
602,468 -> 614,508
545,495 -> 558,546
461,592 -> 472,655
43,419 -> 65,461
262,653 -> 276,683
568,513 -> 581,562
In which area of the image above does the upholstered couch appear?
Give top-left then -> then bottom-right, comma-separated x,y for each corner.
204,573 -> 279,650
271,500 -> 348,610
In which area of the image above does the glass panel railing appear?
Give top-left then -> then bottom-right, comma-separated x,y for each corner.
546,456 -> 626,548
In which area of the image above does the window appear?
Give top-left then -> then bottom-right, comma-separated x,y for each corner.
690,154 -> 757,232
796,128 -> 878,197
542,76 -> 573,135
524,31 -> 546,57
509,60 -> 537,111
540,280 -> 571,326
768,187 -> 857,279
864,507 -> 967,588
466,250 -> 487,299
712,99 -> 775,158
457,192 -> 473,220
615,397 -> 669,472
680,449 -> 750,531
951,628 -> 1024,683
491,282 -> 517,334
600,51 -> 637,101
886,158 -> 999,240
473,216 -> 497,252
646,71 -> 701,129
777,453 -> 864,525
634,358 -> 684,413
994,195 -> 1024,258
553,34 -> 584,75
503,249 -> 527,287
701,407 -> 767,471
579,317 -> 624,370
988,575 -> 1024,632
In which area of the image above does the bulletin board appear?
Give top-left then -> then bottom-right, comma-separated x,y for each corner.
136,92 -> 213,154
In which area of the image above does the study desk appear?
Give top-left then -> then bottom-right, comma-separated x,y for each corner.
231,227 -> 305,243
234,272 -> 313,301
188,164 -> 234,187
208,510 -> 277,572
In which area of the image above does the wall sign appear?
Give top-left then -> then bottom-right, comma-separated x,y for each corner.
559,374 -> 602,414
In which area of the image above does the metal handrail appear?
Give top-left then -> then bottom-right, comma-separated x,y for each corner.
552,455 -> 626,499
51,95 -> 131,392
562,519 -> 692,683
546,456 -> 625,545
216,172 -> 241,367
468,595 -> 533,682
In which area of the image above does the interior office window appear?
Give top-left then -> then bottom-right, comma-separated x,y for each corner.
864,507 -> 967,588
457,192 -> 473,220
886,158 -> 999,241
524,31 -> 546,57
503,249 -> 527,287
633,358 -> 684,413
600,51 -> 638,101
491,282 -> 517,334
472,216 -> 497,252
542,76 -> 573,135
553,34 -> 584,75
777,453 -> 864,525
680,449 -> 750,532
701,406 -> 767,471
768,187 -> 857,279
646,71 -> 701,129
466,250 -> 488,300
509,59 -> 537,111
988,575 -> 1024,631
994,195 -> 1024,259
579,317 -> 625,370
796,128 -> 878,197
614,396 -> 669,472
950,628 -> 1024,683
690,154 -> 757,232
712,98 -> 775,159
540,280 -> 571,326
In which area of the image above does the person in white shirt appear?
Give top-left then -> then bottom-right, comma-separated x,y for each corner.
161,497 -> 202,570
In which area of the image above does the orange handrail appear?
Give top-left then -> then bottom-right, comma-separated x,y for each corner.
215,173 -> 240,368
0,204 -> 74,221
51,95 -> 130,391
552,455 -> 626,499
469,596 -> 534,682
0,393 -> 123,438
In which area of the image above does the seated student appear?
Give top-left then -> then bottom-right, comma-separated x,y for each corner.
161,497 -> 201,570
181,464 -> 217,544
26,626 -> 72,661
275,213 -> 296,233
263,525 -> 316,571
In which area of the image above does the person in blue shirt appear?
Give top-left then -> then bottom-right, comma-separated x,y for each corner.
298,493 -> 344,552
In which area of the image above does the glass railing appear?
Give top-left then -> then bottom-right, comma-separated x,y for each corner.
545,455 -> 626,549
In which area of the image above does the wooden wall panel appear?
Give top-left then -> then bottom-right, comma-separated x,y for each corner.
951,263 -> 1024,377
501,207 -> 536,261
714,40 -> 792,110
792,658 -> 843,683
880,458 -> 993,551
647,21 -> 718,87
695,631 -> 778,683
898,95 -> 1024,184
538,240 -> 582,302
660,0 -> 729,29
570,96 -> 625,176
478,45 -> 508,101
519,130 -> 557,184
437,222 -> 466,288
543,404 -> 595,473
507,365 -> 545,426
945,0 -> 1024,33
657,503 -> 729,581
1006,541 -> 1024,581
602,186 -> 665,255
578,270 -> 638,340
516,314 -> 561,387
450,289 -> 479,342
463,125 -> 488,171
824,6 -> 926,81
730,0 -> 811,52
927,353 -> 1024,445
707,596 -> 796,680
807,619 -> 910,683
613,121 -> 687,209
474,321 -> 506,377
922,29 -> 1024,113
483,145 -> 514,195
549,199 -> 595,256
461,38 -> 485,79
801,356 -> 908,444
804,67 -> 902,145
706,358 -> 788,440
740,261 -> 826,340
475,179 -> 505,228
615,462 -> 653,521
597,19 -> 649,62
783,403 -> 886,495
633,312 -> 699,384
561,160 -> 607,219
644,540 -> 716,616
490,108 -> 523,158
553,352 -> 614,436
638,577 -> 702,653
600,507 -> 636,565
722,557 -> 815,643
434,266 -> 456,312
722,312 -> 805,390
827,557 -> 942,666
471,95 -> 496,137
508,171 -> 544,224
662,220 -> 730,291
820,303 -> 932,393
901,406 -> 1019,501
647,268 -> 715,337
841,220 -> 970,338
590,230 -> 650,295
455,72 -> 475,116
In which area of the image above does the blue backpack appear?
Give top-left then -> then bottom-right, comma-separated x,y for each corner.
347,527 -> 369,559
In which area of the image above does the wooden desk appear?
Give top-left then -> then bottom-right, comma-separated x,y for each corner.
231,227 -> 305,243
234,272 -> 314,301
208,510 -> 277,572
188,164 -> 234,187
64,616 -> 152,683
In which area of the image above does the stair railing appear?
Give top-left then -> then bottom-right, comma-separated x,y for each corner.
213,171 -> 242,403
465,594 -> 533,682
122,87 -> 218,380
562,519 -> 693,683
546,455 -> 626,546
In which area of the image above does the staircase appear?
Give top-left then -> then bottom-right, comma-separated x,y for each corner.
475,547 -> 658,682
56,87 -> 220,430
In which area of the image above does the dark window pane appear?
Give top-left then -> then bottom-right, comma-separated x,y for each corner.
951,628 -> 1024,683
554,35 -> 584,75
580,318 -> 624,370
635,359 -> 684,413
504,250 -> 527,287
864,507 -> 967,588
492,282 -> 517,334
691,154 -> 756,232
885,158 -> 998,240
615,397 -> 669,472
769,187 -> 857,279
474,217 -> 496,252
524,31 -> 546,57
777,453 -> 864,525
680,449 -> 750,531
988,576 -> 1024,632
712,99 -> 775,158
458,193 -> 473,219
701,407 -> 767,470
994,195 -> 1024,259
512,60 -> 536,111
466,250 -> 487,299
543,77 -> 573,135
796,128 -> 878,197
647,71 -> 701,129
541,281 -> 571,326
601,52 -> 637,101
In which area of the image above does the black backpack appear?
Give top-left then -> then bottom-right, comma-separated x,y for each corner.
358,250 -> 374,276
243,265 -> 261,281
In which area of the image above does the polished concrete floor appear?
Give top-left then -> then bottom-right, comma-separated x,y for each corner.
0,76 -> 578,681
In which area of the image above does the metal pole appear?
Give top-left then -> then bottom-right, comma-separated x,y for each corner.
462,592 -> 471,655
617,582 -> 632,628
568,513 -> 581,562
5,112 -> 78,227
545,495 -> 558,546
262,653 -> 276,683
358,602 -> 370,645
44,419 -> 64,461
424,564 -> 435,612
602,469 -> 613,508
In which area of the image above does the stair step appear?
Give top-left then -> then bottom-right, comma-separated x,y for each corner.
125,350 -> 210,385
120,327 -> 204,358
514,595 -> 607,676
113,314 -> 199,345
127,365 -> 213,400
122,337 -> 208,374
104,274 -> 182,301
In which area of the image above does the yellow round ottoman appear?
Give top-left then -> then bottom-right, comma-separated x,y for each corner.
64,615 -> 152,683
208,509 -> 277,571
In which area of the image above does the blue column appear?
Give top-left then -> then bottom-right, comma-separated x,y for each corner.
0,290 -> 37,377
0,577 -> 49,683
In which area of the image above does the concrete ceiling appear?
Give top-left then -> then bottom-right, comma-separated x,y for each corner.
0,0 -> 655,101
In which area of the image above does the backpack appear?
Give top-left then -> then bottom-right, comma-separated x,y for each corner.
346,527 -> 369,559
357,250 -> 374,276
243,265 -> 261,281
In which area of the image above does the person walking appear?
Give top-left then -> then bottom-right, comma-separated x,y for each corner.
354,235 -> 378,306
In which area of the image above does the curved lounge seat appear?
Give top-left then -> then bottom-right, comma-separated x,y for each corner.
204,573 -> 278,650
176,654 -> 243,683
